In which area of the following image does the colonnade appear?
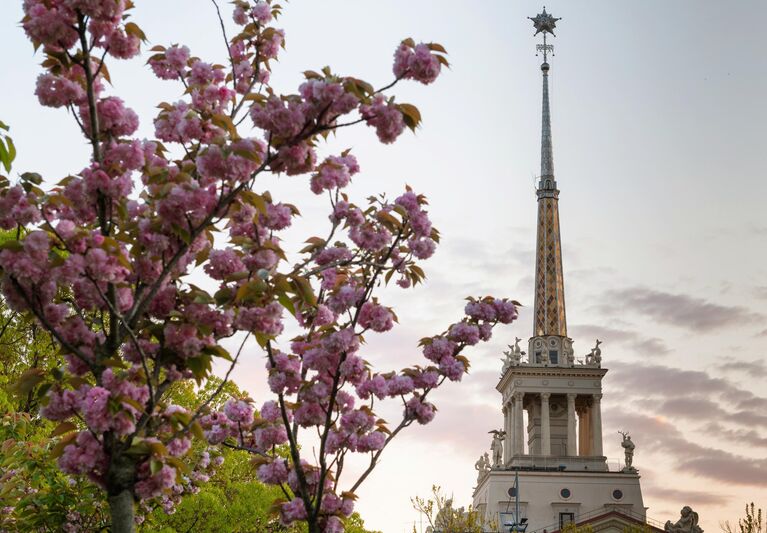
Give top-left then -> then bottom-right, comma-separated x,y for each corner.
502,392 -> 603,461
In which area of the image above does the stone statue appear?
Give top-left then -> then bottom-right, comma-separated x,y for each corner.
502,337 -> 524,373
619,430 -> 636,472
489,429 -> 505,467
474,452 -> 490,482
665,506 -> 703,533
585,339 -> 602,366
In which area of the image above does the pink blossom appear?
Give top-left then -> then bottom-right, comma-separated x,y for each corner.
313,304 -> 335,326
412,369 -> 440,389
150,45 -> 190,80
258,28 -> 285,60
273,141 -> 317,175
294,402 -> 325,427
356,375 -> 388,400
189,61 -> 224,86
235,301 -> 284,336
310,154 -> 360,194
408,237 -> 435,259
224,399 -> 255,426
358,302 -> 394,332
493,299 -> 519,324
405,396 -> 436,424
257,459 -> 288,484
22,1 -> 79,49
409,209 -> 432,238
58,431 -> 107,480
260,400 -> 282,422
0,186 -> 41,229
395,191 -> 420,213
439,355 -> 465,381
423,336 -> 456,363
167,437 -> 191,457
349,222 -> 392,252
357,431 -> 386,452
35,73 -> 85,108
41,388 -> 80,421
261,202 -> 293,230
465,301 -> 497,321
135,465 -> 177,500
106,29 -> 140,59
280,498 -> 308,525
359,94 -> 405,144
387,375 -> 414,396
252,2 -> 272,24
79,96 -> 139,138
255,424 -> 288,449
448,321 -> 480,345
251,96 -> 306,139
81,386 -> 112,432
164,323 -> 206,359
205,248 -> 246,280
267,351 -> 302,394
393,42 -> 442,85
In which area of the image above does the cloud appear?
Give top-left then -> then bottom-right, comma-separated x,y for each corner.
598,287 -> 763,332
700,422 -> 767,449
606,361 -> 767,429
753,286 -> 767,300
715,357 -> 767,378
646,487 -> 731,506
569,324 -> 670,356
603,408 -> 767,487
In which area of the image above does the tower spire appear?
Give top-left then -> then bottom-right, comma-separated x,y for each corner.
529,8 -> 568,341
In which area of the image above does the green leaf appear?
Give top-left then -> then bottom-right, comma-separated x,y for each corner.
277,292 -> 296,316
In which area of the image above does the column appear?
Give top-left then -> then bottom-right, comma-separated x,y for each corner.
591,393 -> 603,456
503,404 -> 511,464
540,392 -> 551,456
578,406 -> 591,456
514,392 -> 525,455
566,394 -> 577,456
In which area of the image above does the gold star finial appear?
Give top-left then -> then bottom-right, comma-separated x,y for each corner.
529,7 -> 561,37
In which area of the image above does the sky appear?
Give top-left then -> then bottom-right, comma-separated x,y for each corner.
3,1 -> 767,531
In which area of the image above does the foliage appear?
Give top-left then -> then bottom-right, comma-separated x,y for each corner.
722,504 -> 764,533
562,523 -> 593,533
622,525 -> 649,533
0,413 -> 109,532
2,1 -> 517,533
411,485 -> 489,533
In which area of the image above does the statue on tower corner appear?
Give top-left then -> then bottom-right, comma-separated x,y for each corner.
619,430 -> 636,473
665,507 -> 703,533
489,429 -> 506,467
474,452 -> 491,482
585,339 -> 602,367
501,337 -> 524,372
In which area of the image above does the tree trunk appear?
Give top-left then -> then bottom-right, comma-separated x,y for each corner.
107,453 -> 136,533
108,488 -> 135,533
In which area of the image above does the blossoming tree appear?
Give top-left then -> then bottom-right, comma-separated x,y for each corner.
1,1 -> 519,532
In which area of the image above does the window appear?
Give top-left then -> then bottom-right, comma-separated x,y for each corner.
549,350 -> 558,364
559,488 -> 571,499
535,351 -> 542,364
559,513 -> 575,529
612,489 -> 624,501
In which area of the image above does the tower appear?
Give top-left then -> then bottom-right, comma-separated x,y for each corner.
472,10 -> 653,533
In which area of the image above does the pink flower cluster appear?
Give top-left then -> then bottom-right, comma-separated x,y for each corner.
359,95 -> 405,144
393,42 -> 443,85
310,154 -> 360,195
